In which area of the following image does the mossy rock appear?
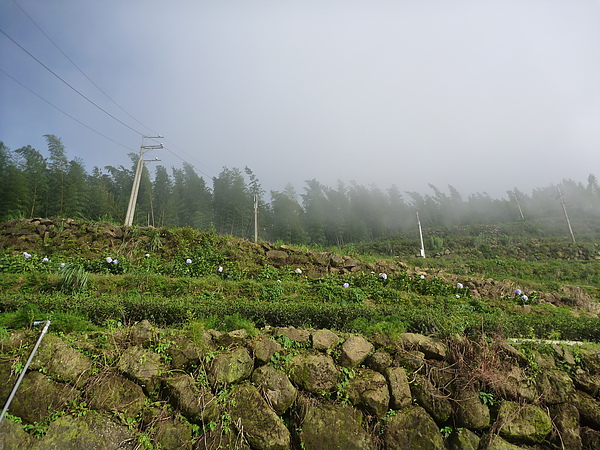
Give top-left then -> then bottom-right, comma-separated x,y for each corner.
207,347 -> 253,387
33,411 -> 136,449
85,372 -> 146,419
383,406 -> 445,450
299,401 -> 373,450
288,351 -> 339,394
228,383 -> 290,450
497,401 -> 552,445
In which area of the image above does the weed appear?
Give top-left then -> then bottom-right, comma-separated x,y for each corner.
479,391 -> 498,406
58,263 -> 89,293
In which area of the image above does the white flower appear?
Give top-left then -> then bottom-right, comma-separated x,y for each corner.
379,273 -> 388,280
456,294 -> 461,299
113,259 -> 119,264
42,257 -> 49,262
456,283 -> 463,289
515,289 -> 522,296
60,262 -> 65,268
23,252 -> 31,259
145,253 -> 150,258
343,283 -> 350,288
420,275 -> 425,279
521,295 -> 528,301
105,257 -> 113,263
295,268 -> 302,274
218,266 -> 223,273
277,279 -> 281,283
186,258 -> 192,264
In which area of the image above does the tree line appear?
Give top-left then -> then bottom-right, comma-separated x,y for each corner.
2,136 -> 599,245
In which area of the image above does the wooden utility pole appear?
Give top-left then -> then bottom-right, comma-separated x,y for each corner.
124,136 -> 162,227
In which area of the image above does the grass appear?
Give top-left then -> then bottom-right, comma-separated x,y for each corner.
0,222 -> 599,341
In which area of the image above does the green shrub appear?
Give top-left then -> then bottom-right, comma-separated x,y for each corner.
58,263 -> 89,293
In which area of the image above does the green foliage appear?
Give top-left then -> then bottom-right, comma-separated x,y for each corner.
260,282 -> 284,302
478,391 -> 498,406
348,316 -> 407,337
58,263 -> 89,293
429,236 -> 445,253
0,304 -> 41,329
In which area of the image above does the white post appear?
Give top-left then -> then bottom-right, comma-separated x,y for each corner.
557,185 -> 576,243
417,212 -> 426,258
253,195 -> 258,242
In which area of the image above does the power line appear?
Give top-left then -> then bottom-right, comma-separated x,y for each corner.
11,0 -> 160,137
0,67 -> 134,151
0,27 -> 146,137
2,11 -> 215,182
163,146 -> 214,179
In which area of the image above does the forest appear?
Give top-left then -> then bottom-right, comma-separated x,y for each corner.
2,135 -> 600,246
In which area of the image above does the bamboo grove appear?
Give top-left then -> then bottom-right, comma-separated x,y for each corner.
2,136 -> 600,246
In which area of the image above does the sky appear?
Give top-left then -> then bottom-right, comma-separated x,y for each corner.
2,0 -> 600,200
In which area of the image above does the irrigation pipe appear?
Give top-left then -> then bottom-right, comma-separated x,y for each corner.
0,320 -> 51,423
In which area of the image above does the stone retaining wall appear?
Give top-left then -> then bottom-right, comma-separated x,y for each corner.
1,322 -> 600,449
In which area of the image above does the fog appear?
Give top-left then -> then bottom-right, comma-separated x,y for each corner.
2,0 -> 600,198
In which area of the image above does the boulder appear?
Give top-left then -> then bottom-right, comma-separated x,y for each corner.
289,351 -> 339,394
345,368 -> 390,419
162,374 -> 219,424
447,427 -> 480,450
483,434 -> 528,450
228,383 -> 290,450
338,335 -> 373,368
207,347 -> 253,388
117,345 -> 163,395
152,416 -> 194,450
535,368 -> 574,404
85,372 -> 146,419
299,402 -> 373,450
497,401 -> 552,445
579,348 -> 600,374
251,365 -> 297,415
35,411 -> 136,449
574,371 -> 600,397
266,250 -> 289,266
311,329 -> 341,351
573,390 -> 600,428
7,371 -> 79,424
251,336 -> 282,364
454,390 -> 490,430
384,367 -> 412,409
29,334 -> 93,388
274,327 -> 310,345
409,374 -> 452,424
581,427 -> 600,449
365,348 -> 392,372
214,329 -> 249,347
0,417 -> 36,449
167,335 -> 208,370
550,403 -> 582,450
394,350 -> 426,372
396,333 -> 447,360
383,406 -> 445,450
194,423 -> 251,450
127,319 -> 158,347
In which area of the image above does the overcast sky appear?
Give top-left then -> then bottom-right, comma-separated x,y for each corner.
2,0 -> 600,199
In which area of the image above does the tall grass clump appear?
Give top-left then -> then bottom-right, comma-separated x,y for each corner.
58,263 -> 89,293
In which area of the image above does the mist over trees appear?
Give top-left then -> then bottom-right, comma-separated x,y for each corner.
2,138 -> 600,245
